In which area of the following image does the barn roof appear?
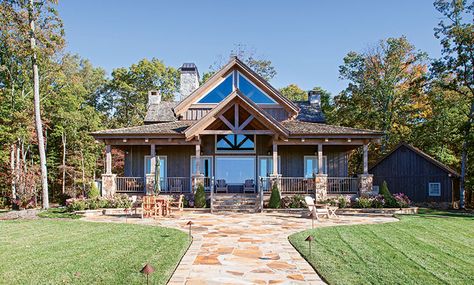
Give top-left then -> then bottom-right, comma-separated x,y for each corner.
369,142 -> 460,177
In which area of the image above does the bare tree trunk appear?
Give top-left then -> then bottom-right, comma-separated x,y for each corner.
28,0 -> 49,209
10,144 -> 16,199
61,131 -> 66,194
80,149 -> 86,197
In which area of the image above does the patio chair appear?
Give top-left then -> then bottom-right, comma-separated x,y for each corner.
170,194 -> 184,212
305,196 -> 329,220
169,179 -> 183,193
215,179 -> 228,193
243,179 -> 255,193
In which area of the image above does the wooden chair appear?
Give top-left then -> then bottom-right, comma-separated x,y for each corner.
305,196 -> 329,220
142,196 -> 158,218
243,179 -> 255,193
169,179 -> 183,193
215,179 -> 228,193
170,194 -> 184,212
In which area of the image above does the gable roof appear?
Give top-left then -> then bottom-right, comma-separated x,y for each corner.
184,89 -> 289,140
173,57 -> 299,117
369,142 -> 460,177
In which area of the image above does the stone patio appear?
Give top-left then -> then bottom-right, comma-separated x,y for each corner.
82,212 -> 397,285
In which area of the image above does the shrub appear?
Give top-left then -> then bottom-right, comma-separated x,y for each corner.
88,183 -> 100,198
268,183 -> 281,208
355,197 -> 372,208
379,181 -> 398,207
194,183 -> 206,208
372,195 -> 385,208
0,197 -> 9,209
280,195 -> 305,208
393,193 -> 411,208
338,196 -> 349,208
65,194 -> 131,212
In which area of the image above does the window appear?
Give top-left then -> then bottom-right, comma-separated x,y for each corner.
304,156 -> 327,178
238,73 -> 275,103
144,156 -> 167,179
258,156 -> 281,177
215,156 -> 255,184
216,134 -> 255,152
197,74 -> 233,103
428,182 -> 441,196
196,71 -> 276,104
190,156 -> 213,177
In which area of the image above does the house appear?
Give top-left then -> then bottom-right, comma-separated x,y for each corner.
370,143 -> 460,206
91,57 -> 383,210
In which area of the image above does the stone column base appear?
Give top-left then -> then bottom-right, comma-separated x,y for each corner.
101,174 -> 116,197
146,174 -> 155,195
358,174 -> 374,196
315,174 -> 328,200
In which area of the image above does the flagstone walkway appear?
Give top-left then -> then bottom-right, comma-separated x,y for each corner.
82,212 -> 397,285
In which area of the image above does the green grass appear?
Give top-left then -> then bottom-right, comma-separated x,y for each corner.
0,220 -> 190,284
37,208 -> 82,219
289,212 -> 474,285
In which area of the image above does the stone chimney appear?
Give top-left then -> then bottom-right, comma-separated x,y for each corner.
308,90 -> 321,108
178,63 -> 199,101
147,90 -> 161,107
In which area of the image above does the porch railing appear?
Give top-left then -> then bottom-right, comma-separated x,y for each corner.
116,177 -> 145,193
259,177 -> 316,194
328,177 -> 358,194
159,177 -> 191,193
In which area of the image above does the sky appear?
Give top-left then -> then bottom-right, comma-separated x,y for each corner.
57,0 -> 444,96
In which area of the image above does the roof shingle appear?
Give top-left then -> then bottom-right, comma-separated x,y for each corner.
144,102 -> 177,123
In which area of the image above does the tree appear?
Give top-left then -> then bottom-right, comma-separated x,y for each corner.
104,58 -> 179,127
1,0 -> 64,208
279,84 -> 307,101
335,37 -> 428,152
433,0 -> 474,208
203,43 -> 277,83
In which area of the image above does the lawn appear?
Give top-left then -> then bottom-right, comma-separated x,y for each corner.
0,219 -> 190,284
289,212 -> 474,285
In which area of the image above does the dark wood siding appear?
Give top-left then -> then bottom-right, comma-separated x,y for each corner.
370,145 -> 453,203
124,145 -> 193,178
279,145 -> 349,177
124,140 -> 349,179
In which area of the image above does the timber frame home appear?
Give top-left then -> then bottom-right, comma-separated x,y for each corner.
92,57 -> 383,209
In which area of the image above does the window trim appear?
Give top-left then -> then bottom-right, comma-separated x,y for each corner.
257,155 -> 281,177
428,182 -> 441,197
144,155 -> 167,178
214,134 -> 256,154
303,155 -> 328,177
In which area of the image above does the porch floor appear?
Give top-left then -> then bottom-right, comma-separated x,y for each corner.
82,212 -> 397,284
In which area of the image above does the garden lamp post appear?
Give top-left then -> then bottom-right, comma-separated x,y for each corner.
140,263 -> 155,285
305,235 -> 314,257
187,220 -> 193,239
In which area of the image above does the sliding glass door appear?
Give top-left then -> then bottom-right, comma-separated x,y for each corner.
215,156 -> 255,185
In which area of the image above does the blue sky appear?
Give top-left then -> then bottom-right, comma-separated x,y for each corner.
58,0 -> 443,95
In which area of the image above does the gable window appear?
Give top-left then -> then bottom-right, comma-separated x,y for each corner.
428,182 -> 441,196
304,156 -> 327,178
197,74 -> 233,103
238,73 -> 275,103
216,134 -> 255,152
196,71 -> 276,104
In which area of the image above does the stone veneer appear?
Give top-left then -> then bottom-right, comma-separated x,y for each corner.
101,174 -> 116,197
358,174 -> 374,196
315,174 -> 328,200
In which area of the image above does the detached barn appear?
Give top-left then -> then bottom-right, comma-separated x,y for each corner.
370,143 -> 460,205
